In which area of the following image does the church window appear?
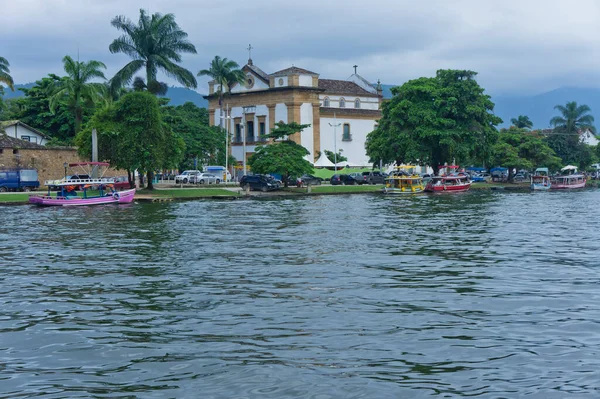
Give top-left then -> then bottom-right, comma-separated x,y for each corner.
235,124 -> 241,142
355,98 -> 360,109
339,98 -> 346,108
246,121 -> 254,141
342,124 -> 351,141
323,97 -> 330,107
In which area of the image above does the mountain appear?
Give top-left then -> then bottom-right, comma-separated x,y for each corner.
380,84 -> 600,129
3,83 -> 208,108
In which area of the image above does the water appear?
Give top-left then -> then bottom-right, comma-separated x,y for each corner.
1,191 -> 600,398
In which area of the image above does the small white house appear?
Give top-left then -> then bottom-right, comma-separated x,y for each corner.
0,120 -> 49,145
580,128 -> 599,146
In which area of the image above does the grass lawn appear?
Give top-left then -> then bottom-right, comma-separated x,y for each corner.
0,193 -> 31,203
138,188 -> 238,198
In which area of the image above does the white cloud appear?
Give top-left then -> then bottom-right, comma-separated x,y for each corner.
2,0 -> 600,95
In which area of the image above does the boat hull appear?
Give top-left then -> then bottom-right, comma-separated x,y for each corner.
531,183 -> 551,191
382,187 -> 425,194
29,189 -> 136,206
551,181 -> 586,189
424,182 -> 471,193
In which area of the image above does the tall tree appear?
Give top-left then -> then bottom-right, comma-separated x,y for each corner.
198,56 -> 245,127
366,70 -> 501,173
510,115 -> 533,129
547,101 -> 596,168
0,57 -> 14,92
76,91 -> 184,189
49,56 -> 107,134
550,101 -> 595,134
109,9 -> 197,92
248,122 -> 314,187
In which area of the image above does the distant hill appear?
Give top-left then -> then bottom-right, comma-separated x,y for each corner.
3,83 -> 208,108
379,84 -> 600,129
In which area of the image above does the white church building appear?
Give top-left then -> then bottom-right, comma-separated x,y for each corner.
205,57 -> 383,174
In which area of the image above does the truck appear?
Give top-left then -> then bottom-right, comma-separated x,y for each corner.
0,169 -> 40,192
204,166 -> 231,183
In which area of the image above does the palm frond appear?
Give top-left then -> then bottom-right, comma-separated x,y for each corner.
111,59 -> 145,89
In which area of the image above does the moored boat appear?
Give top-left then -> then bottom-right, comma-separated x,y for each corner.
424,175 -> 471,193
382,166 -> 424,194
530,167 -> 551,191
551,165 -> 586,190
29,162 -> 136,206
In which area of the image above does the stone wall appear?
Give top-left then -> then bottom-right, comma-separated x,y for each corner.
0,147 -> 125,187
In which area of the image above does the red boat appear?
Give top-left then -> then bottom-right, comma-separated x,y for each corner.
425,175 -> 471,193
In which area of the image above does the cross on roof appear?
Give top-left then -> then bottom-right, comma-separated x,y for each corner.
247,44 -> 253,64
353,65 -> 358,74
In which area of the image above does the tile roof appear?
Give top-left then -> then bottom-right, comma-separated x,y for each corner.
319,79 -> 377,96
0,132 -> 47,149
244,64 -> 270,82
319,107 -> 382,117
270,66 -> 319,77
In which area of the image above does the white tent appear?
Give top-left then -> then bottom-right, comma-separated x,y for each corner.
335,161 -> 351,168
561,165 -> 578,171
313,153 -> 335,168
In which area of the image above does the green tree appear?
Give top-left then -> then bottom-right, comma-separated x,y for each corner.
109,9 -> 197,92
76,91 -> 184,189
547,101 -> 596,168
510,115 -> 533,129
492,127 -> 562,180
8,75 -> 76,143
198,56 -> 245,127
366,70 -> 502,174
323,149 -> 347,163
49,55 -> 107,134
0,57 -> 14,92
248,122 -> 314,187
161,102 -> 226,169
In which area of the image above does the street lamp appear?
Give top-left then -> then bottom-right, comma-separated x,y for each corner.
241,105 -> 256,176
220,104 -> 231,182
63,162 -> 68,179
328,113 -> 341,173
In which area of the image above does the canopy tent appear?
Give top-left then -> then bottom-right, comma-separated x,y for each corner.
335,160 -> 372,168
561,165 -> 578,171
313,153 -> 336,168
466,166 -> 486,172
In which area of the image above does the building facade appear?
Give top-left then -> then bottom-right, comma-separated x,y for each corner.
205,59 -> 382,175
0,120 -> 50,145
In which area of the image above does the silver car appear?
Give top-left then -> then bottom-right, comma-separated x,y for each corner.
193,173 -> 220,184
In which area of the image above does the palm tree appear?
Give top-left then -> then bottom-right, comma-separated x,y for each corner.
49,55 -> 107,133
0,57 -> 14,91
198,56 -> 245,127
109,9 -> 197,92
550,101 -> 596,134
510,115 -> 533,130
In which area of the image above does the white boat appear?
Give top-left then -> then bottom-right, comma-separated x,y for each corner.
530,167 -> 551,191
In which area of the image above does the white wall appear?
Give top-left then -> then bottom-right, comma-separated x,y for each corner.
319,117 -> 378,166
300,103 -> 314,160
299,75 -> 313,87
319,94 -> 379,110
3,124 -> 46,145
230,72 -> 270,93
275,103 -> 288,124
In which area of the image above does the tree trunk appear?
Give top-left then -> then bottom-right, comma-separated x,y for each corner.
219,93 -> 224,128
146,171 -> 154,190
75,107 -> 82,134
127,169 -> 133,189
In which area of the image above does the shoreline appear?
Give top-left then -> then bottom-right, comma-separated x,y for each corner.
1,181 -> 597,205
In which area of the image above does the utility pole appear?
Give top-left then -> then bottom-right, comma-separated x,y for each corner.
329,113 -> 341,173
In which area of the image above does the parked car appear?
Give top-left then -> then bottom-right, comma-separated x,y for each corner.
0,169 -> 40,192
193,173 -> 220,184
286,174 -> 323,187
175,170 -> 201,184
112,176 -> 130,190
356,171 -> 386,185
239,175 -> 280,192
330,174 -> 357,185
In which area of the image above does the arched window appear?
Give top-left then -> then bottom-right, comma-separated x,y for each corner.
355,98 -> 360,109
323,97 -> 330,107
339,98 -> 346,108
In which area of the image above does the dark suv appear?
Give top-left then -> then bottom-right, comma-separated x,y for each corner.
359,171 -> 386,185
330,174 -> 357,185
239,175 -> 280,192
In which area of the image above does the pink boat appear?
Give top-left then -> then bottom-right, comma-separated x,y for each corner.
29,188 -> 136,206
551,165 -> 587,190
29,162 -> 136,206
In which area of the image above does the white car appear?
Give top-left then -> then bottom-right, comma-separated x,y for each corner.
194,173 -> 220,184
175,170 -> 201,184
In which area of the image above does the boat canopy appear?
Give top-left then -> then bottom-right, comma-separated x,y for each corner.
535,167 -> 549,174
561,165 -> 578,171
439,165 -> 459,169
68,162 -> 110,167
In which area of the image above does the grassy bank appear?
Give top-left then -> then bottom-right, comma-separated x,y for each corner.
0,193 -> 31,203
285,184 -> 383,194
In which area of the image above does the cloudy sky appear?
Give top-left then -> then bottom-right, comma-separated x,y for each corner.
2,0 -> 600,96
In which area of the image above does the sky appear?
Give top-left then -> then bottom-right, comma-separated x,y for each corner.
2,0 -> 600,96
